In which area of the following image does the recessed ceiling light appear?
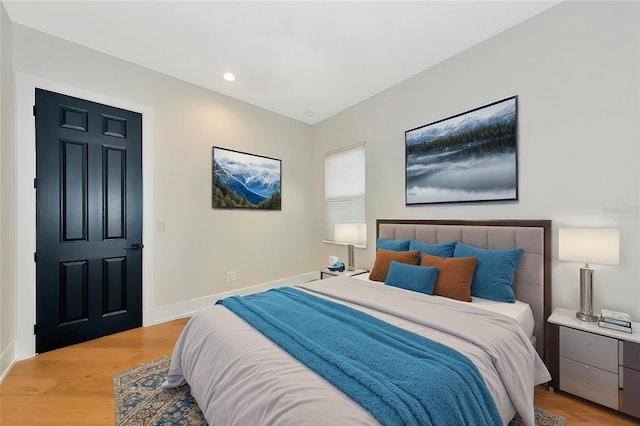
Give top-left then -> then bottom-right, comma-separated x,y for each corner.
223,72 -> 236,82
304,111 -> 314,117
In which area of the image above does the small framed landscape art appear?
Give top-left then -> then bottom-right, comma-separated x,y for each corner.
212,146 -> 281,210
405,96 -> 518,205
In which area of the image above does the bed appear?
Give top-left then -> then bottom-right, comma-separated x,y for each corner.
163,219 -> 552,426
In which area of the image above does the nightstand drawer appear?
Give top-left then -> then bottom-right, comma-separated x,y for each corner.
560,357 -> 619,409
560,327 -> 618,373
622,367 -> 640,417
623,341 -> 640,371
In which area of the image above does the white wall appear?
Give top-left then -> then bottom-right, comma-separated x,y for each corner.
0,1 -> 16,380
312,1 -> 640,319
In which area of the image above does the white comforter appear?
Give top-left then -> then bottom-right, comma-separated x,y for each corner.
163,277 -> 550,426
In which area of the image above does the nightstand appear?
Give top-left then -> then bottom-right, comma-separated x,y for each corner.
320,269 -> 368,279
548,307 -> 640,419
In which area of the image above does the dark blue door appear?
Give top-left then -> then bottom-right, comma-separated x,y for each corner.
35,89 -> 143,353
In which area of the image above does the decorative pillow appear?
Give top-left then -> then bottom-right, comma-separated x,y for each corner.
376,238 -> 410,251
409,240 -> 457,258
369,248 -> 420,282
420,253 -> 476,302
453,243 -> 523,303
385,261 -> 438,295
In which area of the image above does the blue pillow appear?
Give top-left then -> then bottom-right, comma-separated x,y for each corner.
453,243 -> 523,303
409,240 -> 457,258
376,238 -> 410,251
384,261 -> 438,295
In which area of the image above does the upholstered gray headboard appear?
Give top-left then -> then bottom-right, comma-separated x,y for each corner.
377,219 -> 551,360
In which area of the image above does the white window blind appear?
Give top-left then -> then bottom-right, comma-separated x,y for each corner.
324,143 -> 366,244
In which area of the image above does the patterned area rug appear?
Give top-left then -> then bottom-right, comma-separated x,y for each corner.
510,406 -> 566,426
113,355 -> 566,426
113,355 -> 206,425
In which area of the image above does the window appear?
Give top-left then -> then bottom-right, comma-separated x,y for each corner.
324,142 -> 366,244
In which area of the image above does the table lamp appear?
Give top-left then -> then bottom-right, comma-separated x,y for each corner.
334,223 -> 367,271
558,228 -> 620,322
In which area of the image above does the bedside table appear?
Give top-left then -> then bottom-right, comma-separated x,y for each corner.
320,269 -> 368,279
548,307 -> 640,419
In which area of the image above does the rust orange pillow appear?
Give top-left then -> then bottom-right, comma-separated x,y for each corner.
369,249 -> 420,282
420,253 -> 477,302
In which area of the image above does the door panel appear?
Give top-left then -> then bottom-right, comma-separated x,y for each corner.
61,140 -> 88,241
59,260 -> 89,325
104,146 -> 126,239
103,256 -> 127,315
35,88 -> 142,353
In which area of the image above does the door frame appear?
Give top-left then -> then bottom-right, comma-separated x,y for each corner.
15,72 -> 155,360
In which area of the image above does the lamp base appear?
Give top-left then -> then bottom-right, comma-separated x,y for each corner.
576,311 -> 598,322
577,267 -> 598,322
346,244 -> 355,271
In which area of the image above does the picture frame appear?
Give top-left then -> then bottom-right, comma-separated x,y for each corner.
405,96 -> 518,205
212,146 -> 281,210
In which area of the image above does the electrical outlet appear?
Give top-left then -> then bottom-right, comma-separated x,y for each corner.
226,271 -> 236,282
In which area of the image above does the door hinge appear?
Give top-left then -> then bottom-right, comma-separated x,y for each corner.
33,178 -> 37,189
33,105 -> 36,116
34,252 -> 38,262
33,324 -> 38,335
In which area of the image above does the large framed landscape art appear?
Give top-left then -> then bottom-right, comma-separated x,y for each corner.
212,146 -> 281,210
405,96 -> 518,205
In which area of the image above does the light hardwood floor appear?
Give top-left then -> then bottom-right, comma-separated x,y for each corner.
1,318 -> 638,425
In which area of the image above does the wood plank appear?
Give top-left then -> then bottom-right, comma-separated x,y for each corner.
1,318 -> 188,425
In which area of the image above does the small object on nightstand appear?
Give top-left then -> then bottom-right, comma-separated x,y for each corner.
327,262 -> 345,272
600,308 -> 632,325
598,320 -> 632,333
599,308 -> 632,333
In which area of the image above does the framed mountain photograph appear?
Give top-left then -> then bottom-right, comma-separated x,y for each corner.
405,96 -> 518,205
212,147 -> 281,210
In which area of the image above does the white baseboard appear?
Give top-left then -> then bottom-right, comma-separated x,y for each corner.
150,271 -> 320,325
0,341 -> 16,384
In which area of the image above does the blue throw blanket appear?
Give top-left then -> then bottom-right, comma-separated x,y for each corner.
217,287 -> 501,426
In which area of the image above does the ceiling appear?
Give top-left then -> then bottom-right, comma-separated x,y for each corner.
2,1 -> 561,124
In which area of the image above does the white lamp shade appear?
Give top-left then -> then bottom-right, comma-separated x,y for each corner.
334,223 -> 367,245
558,228 -> 620,266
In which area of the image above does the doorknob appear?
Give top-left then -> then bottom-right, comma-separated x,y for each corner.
125,243 -> 144,250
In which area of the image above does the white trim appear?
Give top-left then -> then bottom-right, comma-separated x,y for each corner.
0,341 -> 16,383
15,72 -> 155,360
150,272 -> 320,324
324,140 -> 366,157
